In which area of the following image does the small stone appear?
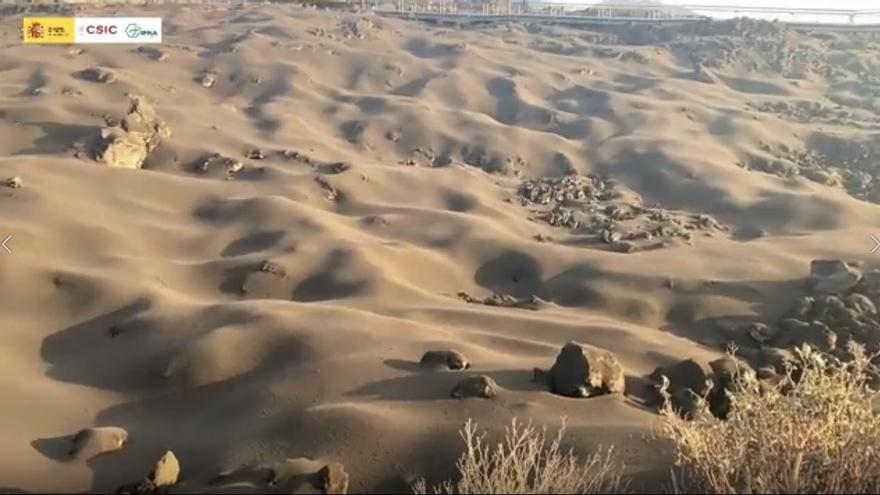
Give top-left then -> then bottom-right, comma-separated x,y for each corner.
420,349 -> 469,370
5,176 -> 22,189
697,214 -> 718,229
862,270 -> 880,293
259,260 -> 286,277
759,347 -> 795,373
650,359 -> 712,397
708,357 -> 744,390
670,388 -> 703,419
780,318 -> 810,334
807,321 -> 838,351
267,458 -> 324,487
79,67 -> 116,84
115,479 -> 156,494
601,229 -> 621,244
245,149 -> 265,160
789,296 -> 815,319
610,241 -> 637,253
451,375 -> 497,399
319,462 -> 349,495
747,322 -> 777,343
846,293 -> 877,315
803,168 -> 841,186
69,426 -> 128,460
197,154 -> 244,175
148,451 -> 180,488
198,73 -> 216,88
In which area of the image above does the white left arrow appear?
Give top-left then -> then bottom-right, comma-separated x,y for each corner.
872,234 -> 880,255
1,235 -> 10,254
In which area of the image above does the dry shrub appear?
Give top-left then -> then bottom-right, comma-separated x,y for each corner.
660,344 -> 880,494
414,418 -> 626,494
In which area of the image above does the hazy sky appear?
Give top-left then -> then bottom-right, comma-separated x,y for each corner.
676,0 -> 873,7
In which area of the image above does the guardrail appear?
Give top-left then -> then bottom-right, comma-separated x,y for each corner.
380,2 -> 880,25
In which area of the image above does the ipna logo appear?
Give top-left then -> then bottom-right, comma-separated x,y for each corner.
125,23 -> 158,39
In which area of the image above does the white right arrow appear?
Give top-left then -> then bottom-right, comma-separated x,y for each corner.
0,235 -> 10,254
872,234 -> 880,255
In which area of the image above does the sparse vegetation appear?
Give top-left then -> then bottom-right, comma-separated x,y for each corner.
660,344 -> 880,494
414,418 -> 626,494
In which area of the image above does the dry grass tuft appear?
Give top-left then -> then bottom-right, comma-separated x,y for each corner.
414,418 -> 626,494
660,344 -> 880,494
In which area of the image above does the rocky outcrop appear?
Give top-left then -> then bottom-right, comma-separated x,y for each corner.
534,342 -> 625,398
96,96 -> 170,169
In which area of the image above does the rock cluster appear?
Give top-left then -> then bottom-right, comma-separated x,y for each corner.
195,153 -> 244,175
96,96 -> 170,169
456,291 -> 544,310
315,176 -> 343,202
744,140 -> 880,204
517,175 -> 727,252
648,357 -> 743,419
748,100 -> 880,129
745,260 -> 880,356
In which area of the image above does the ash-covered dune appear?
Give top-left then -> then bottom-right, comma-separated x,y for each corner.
0,4 -> 879,493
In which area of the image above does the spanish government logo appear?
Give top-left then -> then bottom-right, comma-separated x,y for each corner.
23,18 -> 75,44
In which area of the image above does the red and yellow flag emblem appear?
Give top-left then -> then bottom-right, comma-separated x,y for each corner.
23,18 -> 75,44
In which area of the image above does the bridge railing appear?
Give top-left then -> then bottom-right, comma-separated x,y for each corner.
381,1 -> 880,25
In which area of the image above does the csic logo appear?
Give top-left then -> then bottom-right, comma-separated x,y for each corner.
125,23 -> 159,39
84,24 -> 118,35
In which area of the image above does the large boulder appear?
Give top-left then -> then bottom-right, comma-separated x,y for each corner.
534,342 -> 625,398
807,259 -> 862,294
121,96 -> 170,152
97,96 -> 170,169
